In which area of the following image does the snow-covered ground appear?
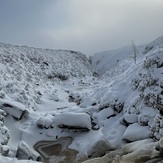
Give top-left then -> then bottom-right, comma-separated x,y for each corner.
0,35 -> 163,163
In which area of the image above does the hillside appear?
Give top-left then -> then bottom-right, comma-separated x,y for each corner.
0,43 -> 92,110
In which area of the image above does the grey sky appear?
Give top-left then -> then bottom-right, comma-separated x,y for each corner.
0,0 -> 163,55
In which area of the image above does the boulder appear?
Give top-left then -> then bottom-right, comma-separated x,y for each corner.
80,97 -> 97,108
96,107 -> 115,120
16,141 -> 42,161
122,123 -> 151,142
0,100 -> 27,120
121,114 -> 138,126
87,134 -> 110,158
54,112 -> 92,131
0,145 -> 10,156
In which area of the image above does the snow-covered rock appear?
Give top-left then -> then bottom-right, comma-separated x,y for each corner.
107,122 -> 127,149
54,112 -> 92,131
95,107 -> 115,120
87,134 -> 110,158
80,97 -> 97,108
68,92 -> 81,104
16,141 -> 42,161
120,114 -> 138,126
0,100 -> 27,120
82,139 -> 160,163
122,123 -> 151,142
0,145 -> 10,156
37,114 -> 54,129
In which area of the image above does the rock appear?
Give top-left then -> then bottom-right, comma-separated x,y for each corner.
138,114 -> 150,126
120,113 -> 138,126
122,114 -> 138,125
37,114 -> 54,129
55,112 -> 92,131
96,108 -> 115,120
82,150 -> 122,163
16,141 -> 42,161
68,92 -> 81,105
16,141 -> 33,160
82,157 -> 108,163
122,123 -> 151,142
0,145 -> 10,156
0,122 -> 10,145
80,97 -> 97,108
0,100 -> 27,120
87,134 -> 110,158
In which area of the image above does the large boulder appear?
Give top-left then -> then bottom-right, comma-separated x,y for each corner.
53,112 -> 92,131
122,123 -> 151,142
87,134 -> 110,158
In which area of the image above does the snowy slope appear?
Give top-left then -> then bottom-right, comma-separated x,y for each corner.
90,35 -> 163,147
91,45 -> 144,76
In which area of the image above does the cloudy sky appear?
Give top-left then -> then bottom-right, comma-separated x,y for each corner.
0,0 -> 163,55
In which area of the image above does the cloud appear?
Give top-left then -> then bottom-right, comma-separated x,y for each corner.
38,0 -> 163,54
0,0 -> 163,55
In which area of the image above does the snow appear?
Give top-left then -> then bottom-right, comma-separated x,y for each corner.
122,123 -> 151,142
0,35 -> 162,162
